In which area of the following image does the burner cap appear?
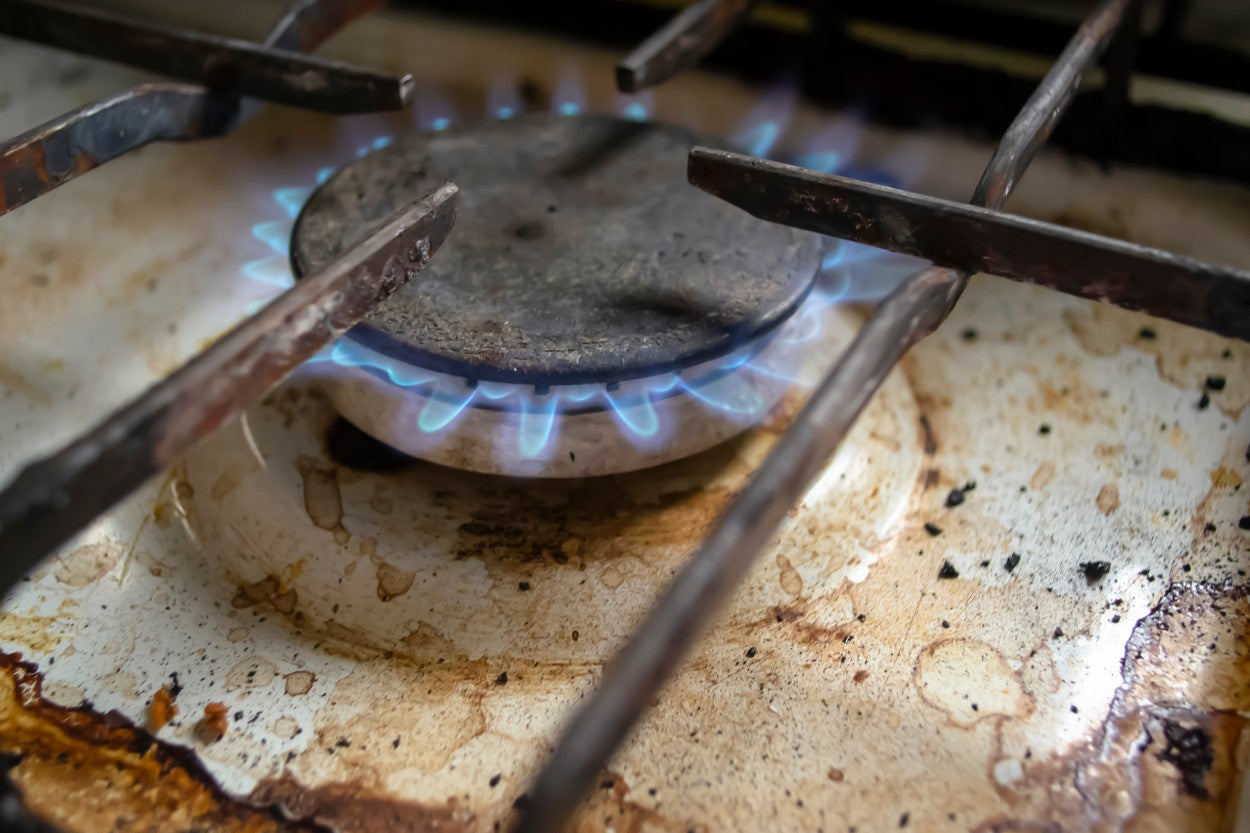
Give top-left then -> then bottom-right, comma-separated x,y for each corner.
291,114 -> 820,386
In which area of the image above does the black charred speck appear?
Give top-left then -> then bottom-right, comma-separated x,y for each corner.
1159,720 -> 1214,799
1053,627 -> 1064,639
924,522 -> 943,537
1080,561 -> 1112,583
1038,424 -> 1051,435
938,561 -> 959,579
1205,376 -> 1226,391
1197,393 -> 1210,410
1239,516 -> 1250,531
490,774 -> 502,787
495,672 -> 508,685
745,646 -> 757,658
518,581 -> 530,591
961,328 -> 977,341
1004,552 -> 1021,573
944,488 -> 965,508
1138,327 -> 1156,340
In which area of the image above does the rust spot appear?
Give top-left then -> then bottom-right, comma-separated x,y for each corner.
375,561 -> 415,602
924,468 -> 941,489
913,639 -> 1034,728
297,455 -> 347,540
1208,467 -> 1243,490
250,775 -> 462,833
0,652 -> 324,831
853,669 -> 869,683
0,358 -> 51,407
826,767 -> 844,782
0,613 -> 61,652
232,575 -> 298,616
1030,461 -> 1056,491
225,657 -> 278,692
1094,443 -> 1124,459
53,540 -> 120,587
1096,483 -> 1120,515
198,702 -> 229,742
148,686 -> 176,731
1011,583 -> 1250,830
918,414 -> 937,455
776,553 -> 803,596
211,465 -> 244,499
284,671 -> 316,697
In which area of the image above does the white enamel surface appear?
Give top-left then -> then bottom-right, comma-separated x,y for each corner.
1,4 -> 1249,831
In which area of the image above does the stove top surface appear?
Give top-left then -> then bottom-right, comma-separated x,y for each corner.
0,3 -> 1249,832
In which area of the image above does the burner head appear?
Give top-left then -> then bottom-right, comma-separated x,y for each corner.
290,113 -> 822,477
292,114 -> 819,385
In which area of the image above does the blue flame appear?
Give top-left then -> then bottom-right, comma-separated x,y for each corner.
418,380 -> 478,432
251,220 -> 289,255
616,89 -> 654,122
553,67 -> 587,117
795,115 -> 865,174
238,83 -> 928,463
488,77 -> 523,121
795,150 -> 842,174
274,187 -> 312,220
415,86 -> 455,132
606,387 -> 660,437
519,395 -> 559,457
733,82 -> 796,158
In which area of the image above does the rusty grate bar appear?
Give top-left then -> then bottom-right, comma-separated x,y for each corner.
687,150 -> 1250,342
0,0 -> 409,112
0,182 -> 458,597
0,0 -> 396,217
514,1 -> 1140,829
616,0 -> 755,92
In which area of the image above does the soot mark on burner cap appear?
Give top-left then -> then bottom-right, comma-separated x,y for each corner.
511,220 -> 544,240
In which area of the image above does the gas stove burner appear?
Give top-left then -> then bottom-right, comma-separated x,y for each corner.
292,113 -> 821,476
